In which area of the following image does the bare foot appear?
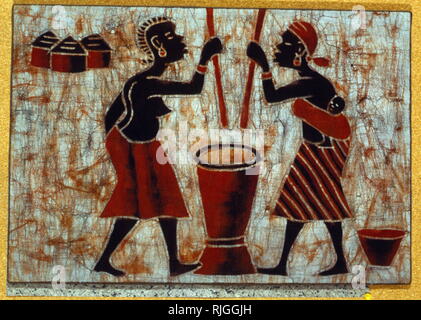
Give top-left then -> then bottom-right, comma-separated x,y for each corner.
257,266 -> 288,276
94,259 -> 126,277
319,262 -> 348,276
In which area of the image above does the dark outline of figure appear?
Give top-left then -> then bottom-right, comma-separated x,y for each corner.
247,20 -> 352,276
94,17 -> 222,277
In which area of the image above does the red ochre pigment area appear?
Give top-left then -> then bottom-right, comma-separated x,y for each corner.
195,245 -> 256,275
194,144 -> 260,275
357,229 -> 406,266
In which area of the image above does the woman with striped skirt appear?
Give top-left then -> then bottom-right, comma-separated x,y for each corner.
247,21 -> 353,276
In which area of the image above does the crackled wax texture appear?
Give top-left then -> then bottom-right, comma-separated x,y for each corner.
9,5 -> 410,284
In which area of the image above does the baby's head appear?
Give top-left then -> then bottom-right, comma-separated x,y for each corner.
327,96 -> 345,115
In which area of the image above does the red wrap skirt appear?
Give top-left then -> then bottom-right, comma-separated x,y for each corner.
100,127 -> 190,219
274,139 -> 353,222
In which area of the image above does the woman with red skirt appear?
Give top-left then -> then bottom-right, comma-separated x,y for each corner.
247,21 -> 353,276
94,17 -> 222,277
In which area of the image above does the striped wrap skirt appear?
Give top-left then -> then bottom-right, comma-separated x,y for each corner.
274,139 -> 353,222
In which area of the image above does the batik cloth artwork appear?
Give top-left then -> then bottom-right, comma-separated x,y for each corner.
9,5 -> 410,284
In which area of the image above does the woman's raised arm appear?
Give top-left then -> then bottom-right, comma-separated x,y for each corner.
147,37 -> 222,96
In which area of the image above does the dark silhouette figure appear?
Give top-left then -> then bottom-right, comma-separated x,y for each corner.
95,17 -> 222,277
247,21 -> 352,276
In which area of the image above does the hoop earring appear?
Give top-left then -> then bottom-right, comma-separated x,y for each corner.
158,46 -> 167,58
293,52 -> 302,67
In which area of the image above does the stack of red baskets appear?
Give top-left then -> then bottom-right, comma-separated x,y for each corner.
31,30 -> 112,73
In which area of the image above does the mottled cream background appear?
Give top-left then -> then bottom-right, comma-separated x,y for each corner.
8,5 -> 410,285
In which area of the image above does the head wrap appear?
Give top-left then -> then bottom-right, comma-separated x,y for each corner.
288,20 -> 330,67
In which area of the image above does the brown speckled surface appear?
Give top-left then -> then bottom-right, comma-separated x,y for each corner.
1,0 -> 416,300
